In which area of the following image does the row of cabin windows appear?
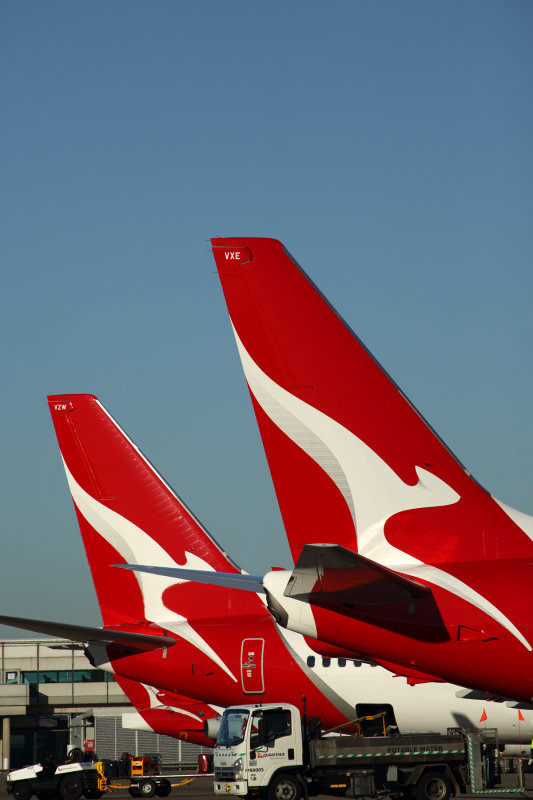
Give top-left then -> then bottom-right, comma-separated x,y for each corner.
4,669 -> 114,684
306,656 -> 377,668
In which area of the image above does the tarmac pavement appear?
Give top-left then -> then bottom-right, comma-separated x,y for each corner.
1,773 -> 533,800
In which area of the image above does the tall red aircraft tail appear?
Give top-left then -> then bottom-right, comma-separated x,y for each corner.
211,238 -> 533,648
47,394 -> 242,631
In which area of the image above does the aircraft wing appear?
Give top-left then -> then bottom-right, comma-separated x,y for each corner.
0,614 -> 176,650
454,688 -> 533,711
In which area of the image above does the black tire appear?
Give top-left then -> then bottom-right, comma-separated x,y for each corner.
139,780 -> 156,798
12,783 -> 33,800
128,790 -> 141,798
67,749 -> 84,764
268,774 -> 301,800
155,780 -> 171,798
59,774 -> 84,800
414,771 -> 453,800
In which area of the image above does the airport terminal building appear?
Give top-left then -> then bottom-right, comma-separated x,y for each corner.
0,638 -> 209,771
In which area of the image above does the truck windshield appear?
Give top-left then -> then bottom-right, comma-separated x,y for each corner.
217,709 -> 250,747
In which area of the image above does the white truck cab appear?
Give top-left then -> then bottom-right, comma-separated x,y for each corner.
214,703 -> 303,797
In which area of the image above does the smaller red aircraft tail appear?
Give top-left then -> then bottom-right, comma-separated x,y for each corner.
113,674 -> 220,748
47,394 -> 242,631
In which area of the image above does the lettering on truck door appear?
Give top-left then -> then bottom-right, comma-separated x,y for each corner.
240,638 -> 265,694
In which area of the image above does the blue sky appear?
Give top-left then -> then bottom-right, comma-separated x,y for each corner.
1,1 -> 532,637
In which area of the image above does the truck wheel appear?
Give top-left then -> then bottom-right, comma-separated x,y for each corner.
155,780 -> 171,797
268,774 -> 301,800
128,789 -> 141,798
12,783 -> 32,800
59,774 -> 84,800
414,771 -> 452,800
139,780 -> 156,798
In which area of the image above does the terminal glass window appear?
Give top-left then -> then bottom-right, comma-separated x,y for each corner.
21,669 -> 111,684
74,670 -> 95,682
40,671 -> 58,683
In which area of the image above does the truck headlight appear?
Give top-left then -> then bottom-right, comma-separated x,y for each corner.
233,757 -> 244,781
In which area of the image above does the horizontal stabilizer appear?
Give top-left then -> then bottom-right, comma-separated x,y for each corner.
0,614 -> 176,649
284,544 -> 429,607
116,564 -> 266,593
281,544 -> 448,640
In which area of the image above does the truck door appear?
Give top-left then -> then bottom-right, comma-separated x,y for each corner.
250,707 -> 299,785
241,638 -> 265,694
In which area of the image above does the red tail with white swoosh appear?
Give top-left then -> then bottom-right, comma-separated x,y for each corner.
47,394 -> 240,629
211,237 -> 533,704
113,674 -> 219,747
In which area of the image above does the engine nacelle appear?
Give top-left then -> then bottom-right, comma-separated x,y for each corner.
204,715 -> 222,740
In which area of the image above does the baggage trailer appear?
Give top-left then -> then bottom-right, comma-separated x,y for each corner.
117,752 -> 171,797
213,703 -> 524,800
6,750 -> 172,800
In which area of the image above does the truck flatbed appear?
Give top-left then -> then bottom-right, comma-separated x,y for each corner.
310,732 -> 466,768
